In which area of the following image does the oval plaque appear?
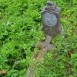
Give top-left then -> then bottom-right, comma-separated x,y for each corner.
42,12 -> 57,27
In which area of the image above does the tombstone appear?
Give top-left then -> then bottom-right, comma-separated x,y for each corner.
37,1 -> 61,50
41,1 -> 61,38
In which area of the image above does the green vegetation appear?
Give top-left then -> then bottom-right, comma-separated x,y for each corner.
0,0 -> 77,77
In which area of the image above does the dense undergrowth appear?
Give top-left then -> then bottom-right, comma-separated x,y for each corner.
0,0 -> 77,77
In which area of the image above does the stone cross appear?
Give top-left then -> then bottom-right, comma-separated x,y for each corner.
41,1 -> 61,50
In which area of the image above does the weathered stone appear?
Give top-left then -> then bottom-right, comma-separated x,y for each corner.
41,1 -> 61,37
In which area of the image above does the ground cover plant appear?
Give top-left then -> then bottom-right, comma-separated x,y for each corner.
0,0 -> 77,77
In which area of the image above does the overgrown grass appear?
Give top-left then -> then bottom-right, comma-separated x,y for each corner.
0,0 -> 77,77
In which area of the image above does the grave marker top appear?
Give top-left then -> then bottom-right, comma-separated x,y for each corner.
41,1 -> 61,37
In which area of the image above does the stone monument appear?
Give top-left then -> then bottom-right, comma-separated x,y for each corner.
41,1 -> 61,37
41,1 -> 61,50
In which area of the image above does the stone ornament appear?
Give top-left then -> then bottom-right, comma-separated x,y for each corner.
42,12 -> 57,27
41,1 -> 61,37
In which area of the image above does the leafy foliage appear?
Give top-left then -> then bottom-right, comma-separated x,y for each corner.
0,0 -> 77,77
